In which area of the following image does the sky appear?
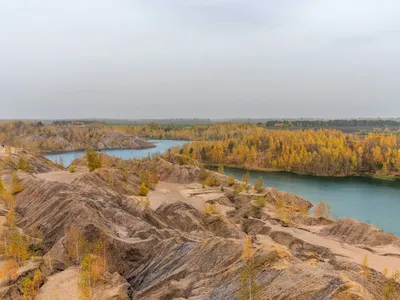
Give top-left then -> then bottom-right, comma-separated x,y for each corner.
1,0 -> 400,119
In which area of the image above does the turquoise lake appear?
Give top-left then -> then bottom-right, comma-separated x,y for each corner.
44,140 -> 400,236
224,167 -> 400,236
44,139 -> 187,167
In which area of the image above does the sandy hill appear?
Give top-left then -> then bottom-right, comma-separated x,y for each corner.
0,152 -> 400,299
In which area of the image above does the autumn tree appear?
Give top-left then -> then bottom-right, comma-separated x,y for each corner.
313,201 -> 332,219
86,148 -> 102,172
360,254 -> 371,279
20,269 -> 44,300
237,236 -> 262,300
66,225 -> 86,263
254,177 -> 264,193
11,172 -> 24,195
0,175 -> 6,194
218,165 -> 225,174
0,259 -> 18,283
242,172 -> 251,184
382,270 -> 400,300
4,229 -> 30,263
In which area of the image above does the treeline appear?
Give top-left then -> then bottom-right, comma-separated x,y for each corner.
160,127 -> 400,177
265,119 -> 400,130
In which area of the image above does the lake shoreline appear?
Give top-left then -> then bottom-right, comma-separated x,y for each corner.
204,163 -> 400,182
41,144 -> 157,155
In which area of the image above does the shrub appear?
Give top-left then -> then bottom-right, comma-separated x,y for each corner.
234,184 -> 244,194
204,203 -> 220,215
253,196 -> 266,208
202,182 -> 206,189
69,165 -> 75,173
205,176 -> 215,186
227,175 -> 235,187
138,183 -> 149,196
17,155 -> 31,172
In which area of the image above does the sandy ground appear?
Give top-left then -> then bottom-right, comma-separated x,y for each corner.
148,181 -> 235,216
37,267 -> 79,300
257,219 -> 400,276
35,167 -> 87,184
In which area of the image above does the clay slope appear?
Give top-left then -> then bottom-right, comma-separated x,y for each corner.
319,218 -> 400,247
0,149 -> 61,173
4,155 -> 400,299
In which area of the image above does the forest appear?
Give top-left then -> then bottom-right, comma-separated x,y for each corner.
264,119 -> 400,132
2,121 -> 400,177
128,123 -> 400,177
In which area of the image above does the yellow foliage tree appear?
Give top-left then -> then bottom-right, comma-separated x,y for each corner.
227,175 -> 235,186
254,177 -> 264,193
66,225 -> 86,263
0,259 -> 18,283
237,236 -> 262,300
313,201 -> 332,219
86,148 -> 102,172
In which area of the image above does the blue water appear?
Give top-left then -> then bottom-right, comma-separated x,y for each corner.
224,168 -> 400,236
44,140 -> 187,167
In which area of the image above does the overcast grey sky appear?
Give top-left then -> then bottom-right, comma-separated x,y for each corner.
1,0 -> 399,119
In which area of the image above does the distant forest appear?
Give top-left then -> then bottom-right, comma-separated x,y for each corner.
265,119 -> 400,132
